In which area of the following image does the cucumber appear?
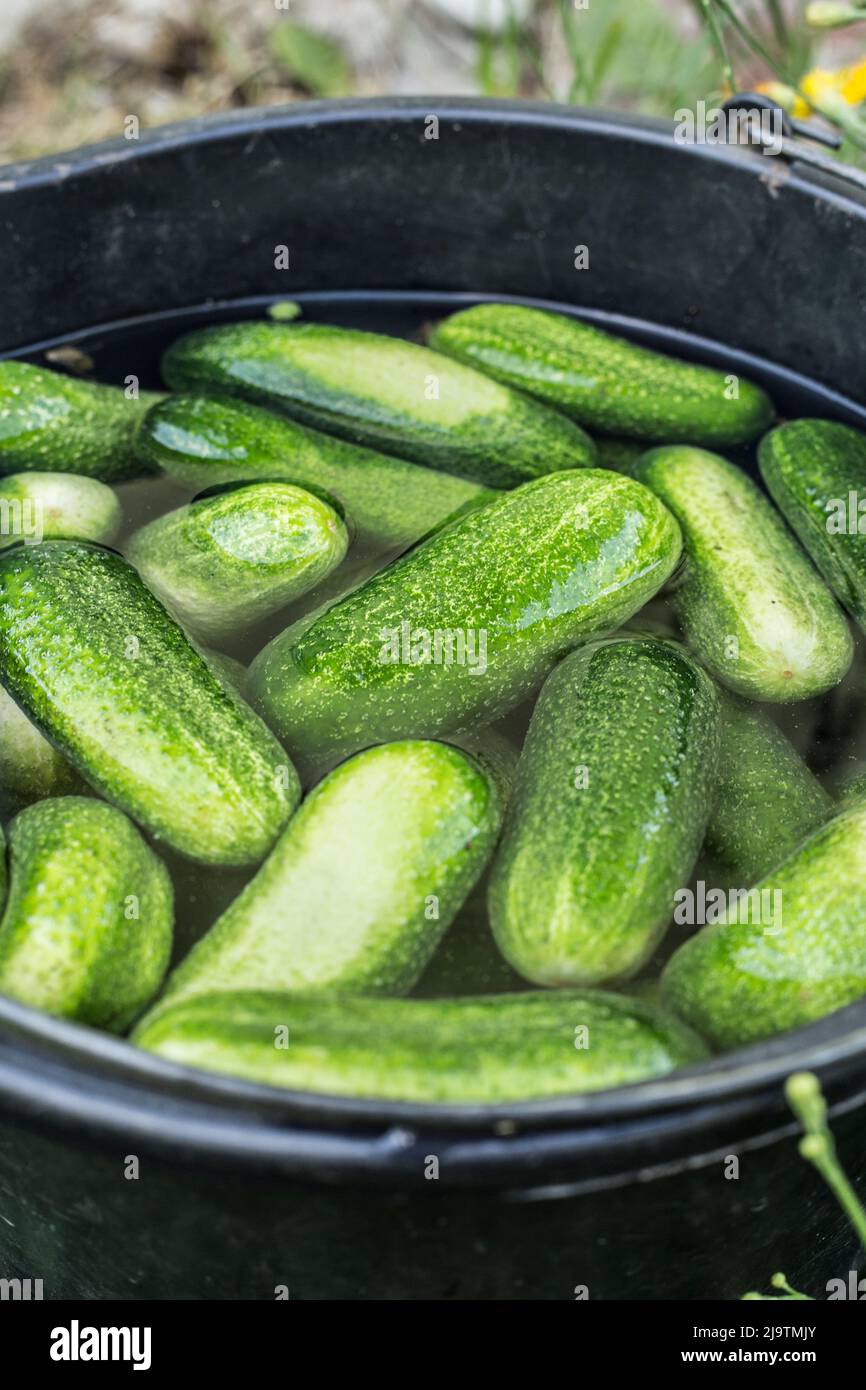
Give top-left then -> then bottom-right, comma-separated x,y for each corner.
0,541 -> 298,866
429,303 -> 775,446
161,322 -> 598,487
137,393 -> 492,558
152,740 -> 502,1009
0,681 -> 80,815
704,691 -> 833,884
661,799 -> 866,1048
592,436 -> 646,474
413,871 -> 524,998
126,482 -> 348,643
633,446 -> 853,701
0,472 -> 121,550
201,647 -> 247,693
759,419 -> 866,632
246,470 -> 683,772
488,636 -> 721,986
837,767 -> 866,806
134,987 -> 707,1102
0,796 -> 173,1030
0,361 -> 159,481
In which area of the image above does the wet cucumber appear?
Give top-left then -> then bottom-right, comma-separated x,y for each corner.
0,472 -> 121,549
247,470 -> 683,772
134,987 -> 708,1102
661,799 -> 866,1048
0,541 -> 298,866
429,303 -> 774,446
0,796 -> 173,1030
0,361 -> 159,481
126,481 -> 348,643
489,636 -> 721,986
137,393 -> 491,558
0,682 -> 80,815
161,321 -> 598,487
633,446 -> 852,701
759,419 -> 866,632
704,691 -> 833,885
152,739 -> 502,1009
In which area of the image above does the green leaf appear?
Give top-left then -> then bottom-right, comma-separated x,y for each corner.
268,21 -> 351,98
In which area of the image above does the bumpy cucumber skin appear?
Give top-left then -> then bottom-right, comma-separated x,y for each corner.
837,767 -> 866,806
759,419 -> 866,632
152,740 -> 502,1010
0,541 -> 298,866
126,482 -> 348,642
705,691 -> 832,885
134,987 -> 707,1102
0,362 -> 159,481
247,470 -> 683,772
0,796 -> 173,1030
489,637 -> 721,987
634,446 -> 853,702
137,393 -> 492,557
0,681 -> 80,815
430,304 -> 775,446
0,472 -> 121,550
661,800 -> 866,1048
161,322 -> 598,487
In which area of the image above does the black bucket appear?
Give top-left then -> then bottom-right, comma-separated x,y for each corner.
1,98 -> 866,1301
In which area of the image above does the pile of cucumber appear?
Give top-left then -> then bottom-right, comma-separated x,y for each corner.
0,302 -> 865,1105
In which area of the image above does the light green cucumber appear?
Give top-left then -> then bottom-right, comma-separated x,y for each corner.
0,361 -> 160,481
634,446 -> 852,701
136,393 -> 492,557
0,541 -> 298,866
0,472 -> 121,549
161,322 -> 598,487
134,987 -> 707,1102
430,303 -> 774,446
152,740 -> 502,1008
126,482 -> 348,643
247,470 -> 683,773
704,691 -> 833,884
0,681 -> 80,815
661,800 -> 866,1048
759,419 -> 866,632
0,796 -> 173,1030
489,636 -> 721,986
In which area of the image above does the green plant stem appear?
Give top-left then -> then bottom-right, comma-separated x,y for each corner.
764,0 -> 789,51
698,0 -> 737,92
787,1073 -> 866,1255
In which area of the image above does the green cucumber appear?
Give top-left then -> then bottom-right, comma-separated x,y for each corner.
161,322 -> 598,487
837,767 -> 866,806
0,472 -> 121,549
592,436 -> 646,474
0,681 -> 80,815
247,470 -> 683,772
429,303 -> 775,446
414,871 -> 524,998
0,361 -> 159,481
151,739 -> 502,1009
126,482 -> 348,643
633,446 -> 852,701
134,987 -> 707,1102
759,419 -> 866,632
0,796 -> 173,1030
0,541 -> 298,866
488,636 -> 720,986
661,800 -> 866,1048
137,393 -> 492,557
704,691 -> 833,884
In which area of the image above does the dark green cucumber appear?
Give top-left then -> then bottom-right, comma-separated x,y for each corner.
429,303 -> 775,446
161,322 -> 597,487
837,767 -> 866,806
152,739 -> 502,1009
704,691 -> 833,884
0,796 -> 173,1029
634,446 -> 852,701
0,361 -> 160,481
134,987 -> 707,1102
661,800 -> 866,1048
126,482 -> 348,642
759,419 -> 866,632
0,541 -> 298,866
489,636 -> 721,986
592,436 -> 646,474
0,472 -> 121,549
247,470 -> 683,772
137,393 -> 492,557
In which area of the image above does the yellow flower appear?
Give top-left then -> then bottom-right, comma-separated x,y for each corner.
774,58 -> 866,116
